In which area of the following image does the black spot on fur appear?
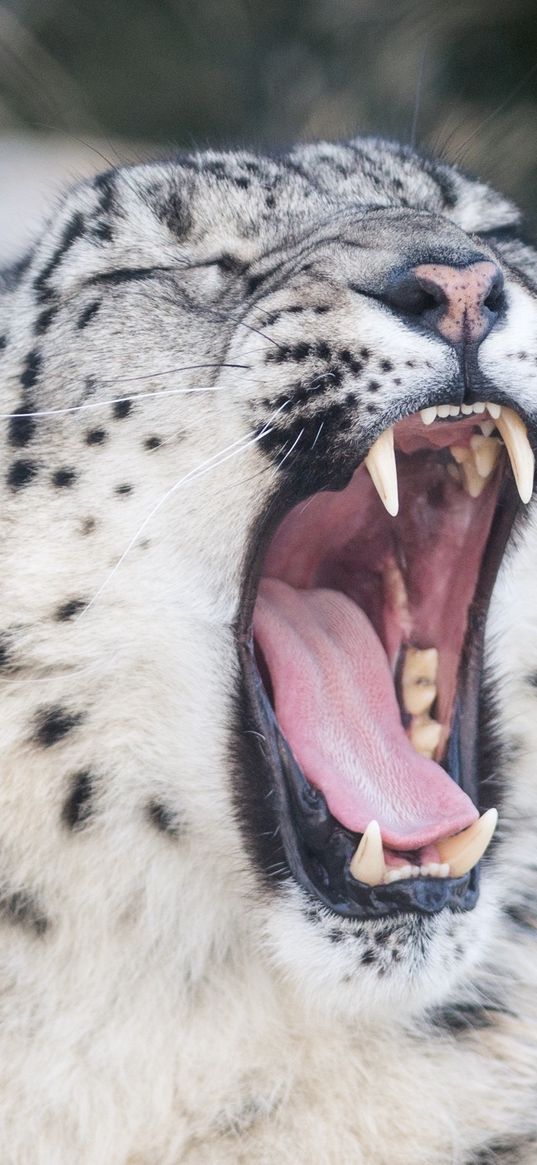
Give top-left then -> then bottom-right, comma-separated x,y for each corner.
7,459 -> 39,490
469,1136 -> 537,1163
90,266 -> 165,287
35,705 -> 83,748
80,516 -> 96,535
380,359 -> 393,372
361,948 -> 378,965
156,188 -> 191,237
315,341 -> 331,360
367,380 -> 380,392
8,412 -> 36,448
52,468 -> 77,488
0,334 -> 6,350
147,800 -> 182,837
144,435 -> 162,450
33,211 -> 85,304
314,304 -> 330,314
0,889 -> 48,937
62,770 -> 94,830
113,399 -> 132,419
94,169 -> 116,216
265,193 -> 275,209
77,299 -> 101,329
20,349 -> 42,391
35,306 -> 58,336
115,483 -> 132,495
0,635 -> 12,670
55,599 -> 86,621
92,221 -> 113,242
430,1000 -> 507,1034
359,347 -> 370,360
85,428 -> 107,446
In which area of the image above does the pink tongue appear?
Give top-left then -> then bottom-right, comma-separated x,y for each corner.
254,579 -> 478,850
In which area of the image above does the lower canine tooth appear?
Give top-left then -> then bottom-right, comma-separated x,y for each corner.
365,427 -> 399,517
437,808 -> 498,877
350,821 -> 385,886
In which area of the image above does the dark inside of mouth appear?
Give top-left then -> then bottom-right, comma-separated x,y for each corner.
247,412 -> 515,910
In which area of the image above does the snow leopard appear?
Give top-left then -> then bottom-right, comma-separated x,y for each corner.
1,134 -> 537,1165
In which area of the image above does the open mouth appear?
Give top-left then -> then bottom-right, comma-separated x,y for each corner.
239,399 -> 534,919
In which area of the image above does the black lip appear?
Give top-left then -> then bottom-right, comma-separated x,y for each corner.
234,395 -> 532,920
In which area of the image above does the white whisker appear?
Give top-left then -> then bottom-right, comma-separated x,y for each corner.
79,403 -> 287,615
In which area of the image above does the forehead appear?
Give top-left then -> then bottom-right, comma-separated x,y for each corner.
109,138 -> 519,252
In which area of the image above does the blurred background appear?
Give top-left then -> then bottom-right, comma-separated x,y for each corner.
0,0 -> 536,262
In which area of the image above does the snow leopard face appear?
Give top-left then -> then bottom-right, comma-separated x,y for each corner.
1,137 -> 536,1017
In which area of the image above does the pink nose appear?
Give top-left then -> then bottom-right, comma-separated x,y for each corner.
413,260 -> 502,344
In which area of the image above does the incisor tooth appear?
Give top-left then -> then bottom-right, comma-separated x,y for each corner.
365,428 -> 399,517
437,808 -> 498,877
409,715 -> 442,758
350,821 -> 385,886
470,435 -> 502,479
437,404 -> 451,418
421,406 -> 437,425
486,402 -> 501,420
496,406 -> 535,504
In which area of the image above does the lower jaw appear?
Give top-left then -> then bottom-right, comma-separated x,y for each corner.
243,658 -> 479,919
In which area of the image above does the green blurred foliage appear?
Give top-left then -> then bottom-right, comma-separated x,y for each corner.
0,0 -> 536,219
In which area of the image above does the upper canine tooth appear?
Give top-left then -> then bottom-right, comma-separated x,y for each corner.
421,406 -> 437,425
496,406 -> 534,504
350,821 -> 385,886
365,427 -> 399,516
437,808 -> 498,877
486,402 -> 501,420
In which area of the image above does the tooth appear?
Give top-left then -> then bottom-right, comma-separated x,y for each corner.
350,821 -> 385,886
473,401 -> 486,413
385,865 -> 413,884
402,646 -> 438,685
461,404 -> 474,415
447,463 -> 463,484
403,684 -> 437,715
409,714 -> 442,758
451,445 -> 470,464
437,808 -> 498,878
438,863 -> 450,877
470,435 -> 501,480
486,402 -> 501,420
365,428 -> 399,516
479,420 -> 495,437
421,406 -> 437,425
437,404 -> 451,418
496,406 -> 534,504
448,405 -> 460,416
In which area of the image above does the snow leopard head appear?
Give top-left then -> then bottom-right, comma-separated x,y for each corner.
1,136 -> 536,1018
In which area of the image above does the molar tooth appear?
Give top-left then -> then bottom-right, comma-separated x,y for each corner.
421,406 -> 438,425
365,427 -> 399,517
470,435 -> 502,480
496,406 -> 535,504
486,402 -> 501,420
409,715 -> 442,758
437,808 -> 498,878
402,646 -> 438,685
349,821 -> 385,886
451,445 -> 470,464
403,683 -> 437,716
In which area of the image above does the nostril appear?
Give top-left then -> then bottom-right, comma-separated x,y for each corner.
382,276 -> 446,317
483,275 -> 506,315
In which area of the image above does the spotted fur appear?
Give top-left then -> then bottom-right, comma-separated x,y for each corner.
0,137 -> 537,1163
